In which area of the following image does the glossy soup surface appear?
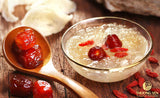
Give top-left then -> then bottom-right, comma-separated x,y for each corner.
66,23 -> 148,69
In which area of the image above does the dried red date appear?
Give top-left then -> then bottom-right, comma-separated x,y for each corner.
88,46 -> 106,60
18,45 -> 43,69
105,34 -> 122,49
33,80 -> 53,98
10,74 -> 33,97
15,29 -> 36,50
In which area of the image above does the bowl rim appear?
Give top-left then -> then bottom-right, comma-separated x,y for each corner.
61,16 -> 153,71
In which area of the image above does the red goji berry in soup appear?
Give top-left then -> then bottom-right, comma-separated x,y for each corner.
110,47 -> 128,52
114,52 -> 128,58
79,40 -> 94,46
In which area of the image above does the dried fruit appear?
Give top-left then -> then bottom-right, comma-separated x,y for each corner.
105,34 -> 122,49
88,46 -> 106,60
10,74 -> 33,97
134,72 -> 141,79
114,52 -> 128,58
149,32 -> 154,40
79,40 -> 94,46
18,44 -> 43,69
126,87 -> 137,96
15,29 -> 36,50
110,47 -> 128,52
126,80 -> 138,89
146,69 -> 159,78
112,90 -> 128,98
150,49 -> 154,55
151,88 -> 160,93
33,80 -> 53,98
12,41 -> 22,54
138,77 -> 145,88
148,57 -> 158,63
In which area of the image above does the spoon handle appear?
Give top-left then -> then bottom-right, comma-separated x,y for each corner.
52,72 -> 98,98
39,62 -> 98,98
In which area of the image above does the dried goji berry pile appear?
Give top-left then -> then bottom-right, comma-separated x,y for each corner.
113,47 -> 159,98
113,71 -> 159,98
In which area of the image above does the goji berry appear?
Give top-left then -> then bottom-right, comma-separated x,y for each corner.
150,49 -> 154,55
79,40 -> 94,46
149,32 -> 154,40
126,80 -> 138,89
112,90 -> 128,98
148,57 -> 158,63
146,69 -> 159,78
114,52 -> 128,58
134,72 -> 141,79
139,88 -> 145,92
110,47 -> 128,52
133,72 -> 145,88
126,88 -> 137,96
138,77 -> 145,88
151,88 -> 160,93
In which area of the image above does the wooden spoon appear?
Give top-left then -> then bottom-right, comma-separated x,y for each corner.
2,26 -> 98,98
